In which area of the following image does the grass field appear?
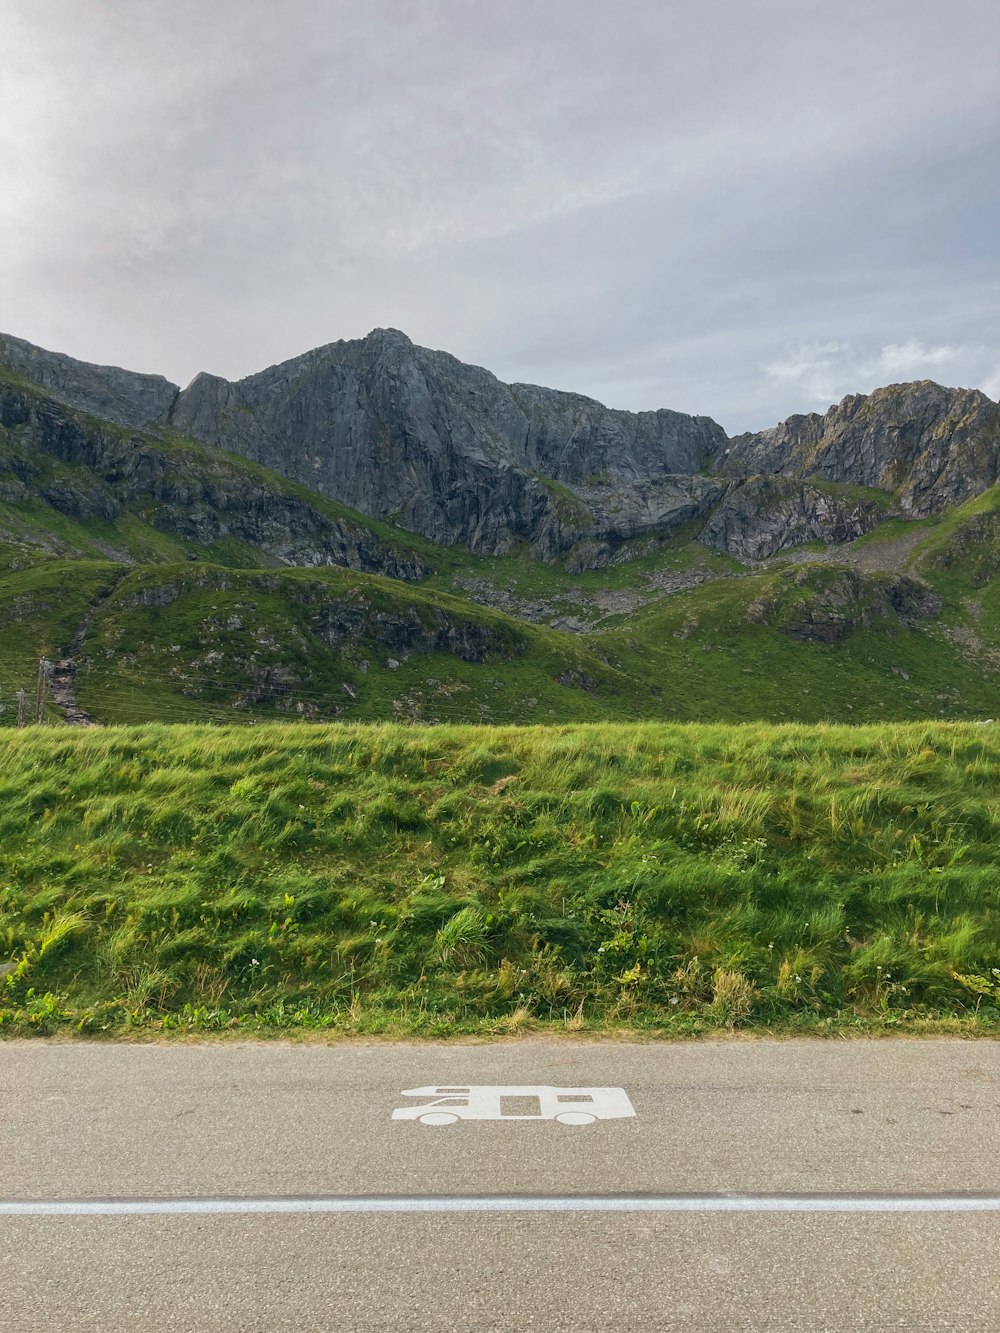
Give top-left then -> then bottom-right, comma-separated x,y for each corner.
2,720 -> 999,1038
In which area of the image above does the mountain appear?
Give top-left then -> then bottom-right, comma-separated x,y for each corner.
4,330 -> 998,568
169,329 -> 731,555
0,364 -> 430,578
1,329 -> 728,560
1,327 -> 998,728
719,380 -> 1000,516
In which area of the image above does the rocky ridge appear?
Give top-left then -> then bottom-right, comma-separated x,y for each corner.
0,377 -> 428,580
2,329 -> 998,569
0,333 -> 178,429
720,381 -> 1000,517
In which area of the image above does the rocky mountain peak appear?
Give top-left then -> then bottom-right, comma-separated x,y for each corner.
0,332 -> 179,430
3,328 -> 999,564
365,326 -> 413,346
161,328 -> 730,555
721,378 -> 1000,516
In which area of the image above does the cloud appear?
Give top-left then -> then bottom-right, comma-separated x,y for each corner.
764,344 -> 850,404
763,340 -> 995,419
0,0 -> 998,435
868,341 -> 962,379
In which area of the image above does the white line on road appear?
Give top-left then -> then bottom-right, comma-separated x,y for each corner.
3,1194 -> 1000,1217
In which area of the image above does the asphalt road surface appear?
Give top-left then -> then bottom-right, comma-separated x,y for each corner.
2,1039 -> 999,1331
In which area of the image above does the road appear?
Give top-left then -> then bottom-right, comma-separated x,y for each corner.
2,1039 -> 999,1331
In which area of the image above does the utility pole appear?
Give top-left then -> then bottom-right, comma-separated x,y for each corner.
35,658 -> 48,724
16,689 -> 27,729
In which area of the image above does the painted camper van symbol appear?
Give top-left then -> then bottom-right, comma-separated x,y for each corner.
392,1085 -> 636,1126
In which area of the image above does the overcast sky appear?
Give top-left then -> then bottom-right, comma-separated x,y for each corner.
2,0 -> 998,431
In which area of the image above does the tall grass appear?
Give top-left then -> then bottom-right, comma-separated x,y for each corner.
1,720 -> 998,1035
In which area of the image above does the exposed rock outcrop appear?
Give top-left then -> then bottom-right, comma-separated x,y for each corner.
719,382 -> 1000,517
0,382 -> 428,580
698,477 -> 883,561
745,566 -> 941,643
309,598 -> 523,664
531,474 -> 725,564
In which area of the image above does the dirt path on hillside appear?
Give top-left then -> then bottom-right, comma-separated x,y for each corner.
47,568 -> 130,725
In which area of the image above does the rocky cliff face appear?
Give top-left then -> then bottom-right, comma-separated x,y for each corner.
719,381 -> 1000,517
0,333 -> 179,429
0,380 -> 427,580
166,328 -> 728,555
3,329 -> 998,567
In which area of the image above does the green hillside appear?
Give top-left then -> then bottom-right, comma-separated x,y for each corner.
598,559 -> 998,722
3,525 -> 999,727
0,560 -> 658,726
2,720 -> 998,1036
1,360 -> 998,729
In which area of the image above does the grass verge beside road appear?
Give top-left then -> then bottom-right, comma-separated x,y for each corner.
1,720 -> 999,1037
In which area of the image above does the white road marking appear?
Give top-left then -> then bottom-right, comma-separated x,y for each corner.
391,1085 -> 636,1124
3,1194 -> 1000,1216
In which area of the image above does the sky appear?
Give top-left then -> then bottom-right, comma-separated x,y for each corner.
1,0 -> 998,432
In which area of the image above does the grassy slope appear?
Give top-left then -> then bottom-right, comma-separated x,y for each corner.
2,539 -> 997,725
420,521 -> 741,609
73,564 -> 648,725
596,566 -> 1000,723
910,485 -> 1000,641
0,560 -> 124,719
2,720 -> 999,1037
0,555 -> 661,727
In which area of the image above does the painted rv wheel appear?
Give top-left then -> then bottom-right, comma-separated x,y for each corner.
554,1111 -> 597,1125
418,1112 -> 460,1125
